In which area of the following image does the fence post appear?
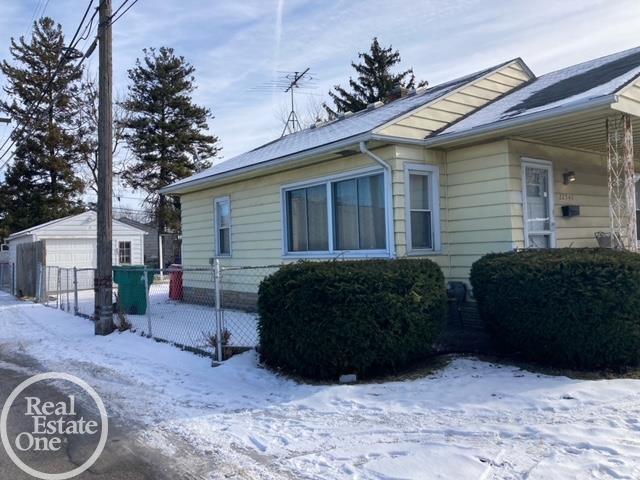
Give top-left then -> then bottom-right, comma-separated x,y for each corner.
56,268 -> 62,309
143,266 -> 152,338
214,259 -> 223,362
11,263 -> 15,296
65,269 -> 70,312
73,267 -> 79,315
35,263 -> 42,303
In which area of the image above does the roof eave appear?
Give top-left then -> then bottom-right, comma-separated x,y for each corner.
422,94 -> 619,148
371,58 -> 534,136
161,132 -> 374,195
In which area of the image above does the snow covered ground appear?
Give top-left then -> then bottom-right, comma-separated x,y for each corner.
1,291 -> 640,479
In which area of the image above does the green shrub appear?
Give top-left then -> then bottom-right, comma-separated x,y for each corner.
258,259 -> 447,380
470,248 -> 640,369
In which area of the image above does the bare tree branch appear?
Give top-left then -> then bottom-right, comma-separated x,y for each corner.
76,74 -> 131,193
274,95 -> 329,131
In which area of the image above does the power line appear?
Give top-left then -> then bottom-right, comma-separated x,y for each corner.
0,0 -> 141,171
111,0 -> 139,24
23,0 -> 51,38
0,0 -> 96,169
109,0 -> 130,22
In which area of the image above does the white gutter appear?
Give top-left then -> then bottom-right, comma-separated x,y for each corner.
161,132 -> 373,194
359,141 -> 396,257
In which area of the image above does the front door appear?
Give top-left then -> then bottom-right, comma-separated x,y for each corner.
522,159 -> 555,248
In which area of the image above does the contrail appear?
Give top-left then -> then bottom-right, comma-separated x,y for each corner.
271,0 -> 285,103
274,0 -> 285,74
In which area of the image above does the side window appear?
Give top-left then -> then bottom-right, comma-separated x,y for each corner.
215,197 -> 231,256
118,241 -> 132,264
405,164 -> 440,252
286,185 -> 328,252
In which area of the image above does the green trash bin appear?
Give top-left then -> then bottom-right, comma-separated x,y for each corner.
113,266 -> 155,315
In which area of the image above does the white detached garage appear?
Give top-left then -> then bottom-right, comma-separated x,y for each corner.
7,211 -> 146,270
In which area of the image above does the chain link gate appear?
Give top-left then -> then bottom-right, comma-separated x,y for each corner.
39,262 -> 280,362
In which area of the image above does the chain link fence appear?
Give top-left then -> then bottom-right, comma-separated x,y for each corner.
40,262 -> 279,361
40,266 -> 96,318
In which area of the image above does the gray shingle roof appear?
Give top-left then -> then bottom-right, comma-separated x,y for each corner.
166,61 -> 513,191
438,46 -> 640,138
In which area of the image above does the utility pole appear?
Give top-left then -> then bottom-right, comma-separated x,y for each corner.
95,0 -> 114,335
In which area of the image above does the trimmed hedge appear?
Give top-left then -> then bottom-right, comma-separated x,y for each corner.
258,259 -> 447,380
470,248 -> 640,369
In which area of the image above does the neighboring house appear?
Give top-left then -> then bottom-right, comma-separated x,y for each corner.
7,211 -> 146,296
163,46 -> 640,294
117,217 -> 181,268
7,211 -> 147,295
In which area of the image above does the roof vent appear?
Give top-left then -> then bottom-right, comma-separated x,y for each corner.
415,85 -> 429,94
367,100 -> 384,110
387,86 -> 412,101
344,110 -> 353,117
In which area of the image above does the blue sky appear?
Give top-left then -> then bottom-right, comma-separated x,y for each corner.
1,0 -> 640,206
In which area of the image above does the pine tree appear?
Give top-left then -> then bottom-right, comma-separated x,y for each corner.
120,47 -> 220,234
325,37 -> 427,116
0,17 -> 88,235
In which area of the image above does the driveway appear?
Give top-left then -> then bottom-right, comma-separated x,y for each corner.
0,352 -> 220,480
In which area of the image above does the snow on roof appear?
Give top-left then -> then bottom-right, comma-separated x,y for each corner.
439,45 -> 640,137
8,210 -> 148,240
166,61 -> 513,191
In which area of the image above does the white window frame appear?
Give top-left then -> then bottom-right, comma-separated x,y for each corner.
118,241 -> 132,265
281,166 -> 392,258
404,163 -> 441,253
521,157 -> 556,248
214,196 -> 232,257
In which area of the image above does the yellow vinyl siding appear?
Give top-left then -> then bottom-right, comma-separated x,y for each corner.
440,141 -> 514,281
180,149 -> 391,268
179,136 -> 625,290
375,60 -> 532,140
506,139 -> 611,249
389,141 -> 513,282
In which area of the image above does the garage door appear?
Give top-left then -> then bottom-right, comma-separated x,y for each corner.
45,239 -> 97,269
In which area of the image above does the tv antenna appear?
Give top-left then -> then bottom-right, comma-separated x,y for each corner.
281,68 -> 310,137
250,68 -> 316,137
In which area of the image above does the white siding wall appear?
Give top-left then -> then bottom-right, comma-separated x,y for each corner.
7,211 -> 146,270
112,235 -> 145,266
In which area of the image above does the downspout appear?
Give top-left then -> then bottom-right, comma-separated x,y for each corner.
359,141 -> 396,257
443,151 -> 453,279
